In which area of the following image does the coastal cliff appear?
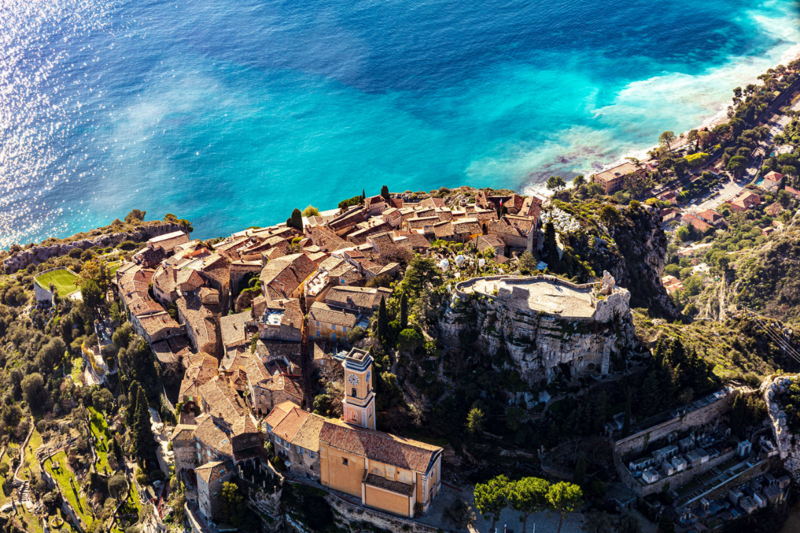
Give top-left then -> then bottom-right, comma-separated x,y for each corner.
551,201 -> 678,318
2,221 -> 186,273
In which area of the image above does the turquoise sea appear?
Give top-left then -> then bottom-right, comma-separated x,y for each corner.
1,0 -> 800,247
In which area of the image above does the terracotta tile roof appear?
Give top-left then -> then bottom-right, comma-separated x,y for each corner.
430,221 -> 454,238
697,209 -> 724,223
682,214 -> 713,233
220,311 -> 251,349
364,473 -> 415,496
195,460 -> 232,484
127,296 -> 165,318
324,286 -> 390,312
407,216 -> 440,230
395,233 -> 430,250
137,311 -> 180,338
319,419 -> 442,474
420,197 -> 445,209
151,336 -> 192,365
366,232 -> 395,253
452,218 -> 482,236
272,407 -> 310,443
265,401 -> 301,429
177,293 -> 218,355
232,413 -> 259,436
148,230 -> 190,252
170,424 -> 196,443
179,355 -> 218,402
292,413 -> 325,452
260,253 -> 317,301
241,353 -> 271,383
199,377 -> 247,420
262,374 -> 304,403
309,301 -> 358,328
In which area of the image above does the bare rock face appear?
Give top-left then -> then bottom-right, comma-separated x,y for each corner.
440,277 -> 635,385
763,375 -> 800,479
605,206 -> 678,318
3,222 -> 185,273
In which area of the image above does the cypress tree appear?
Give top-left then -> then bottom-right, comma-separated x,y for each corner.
399,293 -> 408,330
289,208 -> 303,231
377,297 -> 388,340
126,381 -> 141,429
380,185 -> 390,203
131,387 -> 155,464
543,221 -> 559,267
362,189 -> 366,201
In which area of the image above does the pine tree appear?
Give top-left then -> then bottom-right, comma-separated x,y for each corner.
573,456 -> 586,488
380,185 -> 390,203
399,293 -> 408,330
377,296 -> 388,340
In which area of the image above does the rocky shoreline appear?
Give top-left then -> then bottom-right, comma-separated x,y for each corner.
2,221 -> 186,274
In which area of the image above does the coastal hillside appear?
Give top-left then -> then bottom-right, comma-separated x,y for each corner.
727,214 -> 800,323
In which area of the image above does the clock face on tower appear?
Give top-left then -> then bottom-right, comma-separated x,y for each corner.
348,374 -> 360,386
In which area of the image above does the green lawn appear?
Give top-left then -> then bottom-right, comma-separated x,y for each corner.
87,407 -> 112,474
44,451 -> 95,528
0,443 -> 18,505
35,269 -> 78,296
19,428 -> 43,482
105,261 -> 123,277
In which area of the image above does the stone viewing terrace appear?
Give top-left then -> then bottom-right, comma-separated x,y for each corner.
458,275 -> 598,319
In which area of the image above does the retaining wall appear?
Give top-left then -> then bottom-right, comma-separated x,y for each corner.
614,390 -> 735,456
616,447 -> 738,498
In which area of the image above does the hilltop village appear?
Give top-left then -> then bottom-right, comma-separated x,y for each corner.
1,60 -> 800,533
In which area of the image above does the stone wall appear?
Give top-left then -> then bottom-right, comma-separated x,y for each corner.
615,446 -> 738,497
439,277 -> 635,385
3,221 -> 185,273
613,389 -> 736,456
326,492 -> 441,533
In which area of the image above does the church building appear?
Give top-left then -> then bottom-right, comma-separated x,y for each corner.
264,348 -> 443,518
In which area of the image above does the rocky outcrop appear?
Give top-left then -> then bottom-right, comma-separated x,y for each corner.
763,375 -> 800,479
440,275 -> 635,385
3,222 -> 186,273
604,206 -> 677,318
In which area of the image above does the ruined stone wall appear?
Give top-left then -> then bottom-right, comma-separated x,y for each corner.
439,281 -> 634,385
613,390 -> 735,456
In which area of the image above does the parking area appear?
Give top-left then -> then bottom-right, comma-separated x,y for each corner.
686,177 -> 745,214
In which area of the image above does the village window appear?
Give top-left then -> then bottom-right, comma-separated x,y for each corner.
296,446 -> 303,454
343,458 -> 349,466
309,451 -> 316,459
331,325 -> 336,331
343,327 -> 347,333
316,321 -> 319,327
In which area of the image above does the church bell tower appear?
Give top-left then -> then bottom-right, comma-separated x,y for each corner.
342,348 -> 376,430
